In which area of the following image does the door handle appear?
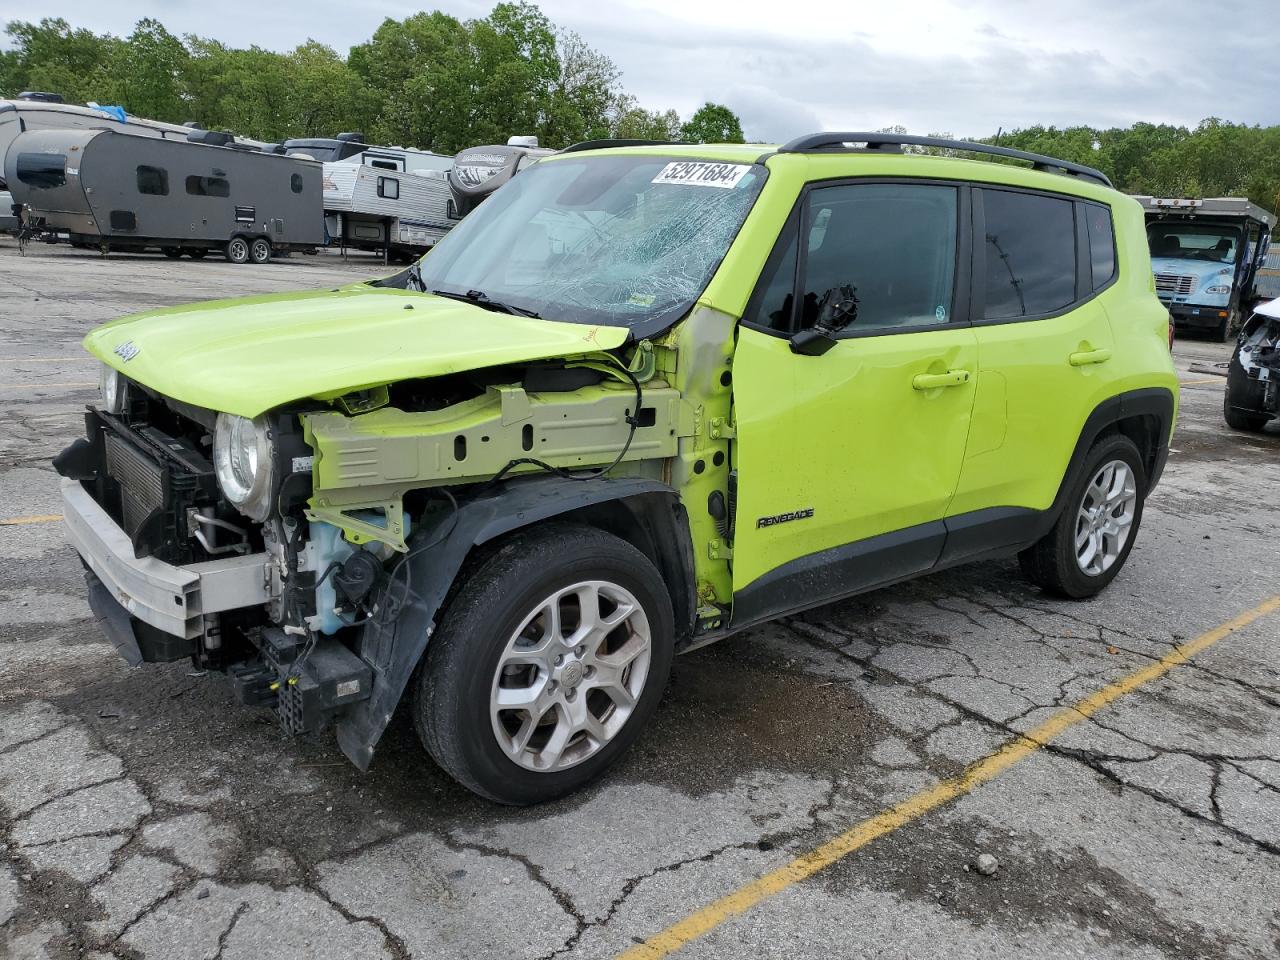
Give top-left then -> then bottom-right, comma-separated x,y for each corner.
1069,348 -> 1112,366
912,369 -> 971,390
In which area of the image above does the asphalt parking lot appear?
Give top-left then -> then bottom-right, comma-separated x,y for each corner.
1,239 -> 1278,960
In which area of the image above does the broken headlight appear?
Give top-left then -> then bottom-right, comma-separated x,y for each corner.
213,413 -> 275,521
99,363 -> 127,414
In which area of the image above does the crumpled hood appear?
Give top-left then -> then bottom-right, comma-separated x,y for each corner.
84,285 -> 628,418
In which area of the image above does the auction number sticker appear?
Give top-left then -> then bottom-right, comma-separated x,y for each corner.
652,161 -> 751,189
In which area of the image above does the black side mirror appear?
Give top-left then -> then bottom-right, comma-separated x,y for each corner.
789,285 -> 858,356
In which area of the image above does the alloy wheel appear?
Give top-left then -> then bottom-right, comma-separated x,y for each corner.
490,580 -> 652,772
1074,459 -> 1137,576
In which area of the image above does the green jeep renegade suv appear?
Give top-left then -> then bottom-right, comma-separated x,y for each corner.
57,132 -> 1177,804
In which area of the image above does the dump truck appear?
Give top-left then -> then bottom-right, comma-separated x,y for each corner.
1135,196 -> 1275,340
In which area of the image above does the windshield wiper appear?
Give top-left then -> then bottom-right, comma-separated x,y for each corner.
431,288 -> 540,319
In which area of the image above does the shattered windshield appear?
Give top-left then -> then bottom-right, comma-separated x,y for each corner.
1147,224 -> 1241,264
415,155 -> 767,335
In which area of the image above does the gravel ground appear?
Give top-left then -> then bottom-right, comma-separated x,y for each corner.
1,239 -> 1277,960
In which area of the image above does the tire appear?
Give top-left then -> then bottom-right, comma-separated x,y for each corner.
161,247 -> 181,259
1223,395 -> 1268,432
1018,434 -> 1147,599
225,236 -> 250,264
249,237 -> 272,264
414,524 -> 675,805
187,248 -> 207,260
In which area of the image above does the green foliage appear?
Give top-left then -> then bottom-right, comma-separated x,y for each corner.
681,102 -> 744,144
0,7 -> 740,154
983,122 -> 1280,213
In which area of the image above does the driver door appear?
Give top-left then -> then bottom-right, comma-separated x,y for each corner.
730,181 -> 978,622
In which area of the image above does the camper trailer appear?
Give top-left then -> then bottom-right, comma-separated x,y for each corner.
283,132 -> 370,163
0,95 -> 265,167
6,127 -> 323,261
321,146 -> 454,258
447,137 -> 554,218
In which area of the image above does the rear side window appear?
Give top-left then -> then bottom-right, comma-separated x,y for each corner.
136,165 -> 168,196
16,153 -> 66,189
981,189 -> 1076,319
186,175 -> 230,198
1083,202 -> 1116,289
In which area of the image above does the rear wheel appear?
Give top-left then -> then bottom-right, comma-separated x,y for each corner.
414,524 -> 674,805
187,248 -> 207,260
1019,434 -> 1146,599
225,237 -> 249,264
249,237 -> 272,264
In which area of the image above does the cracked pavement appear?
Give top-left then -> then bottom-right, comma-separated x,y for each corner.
2,240 -> 1278,959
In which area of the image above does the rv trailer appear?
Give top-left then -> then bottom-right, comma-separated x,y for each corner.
284,132 -> 371,163
0,95 -> 267,168
6,127 -> 323,261
321,146 -> 454,258
447,137 -> 554,219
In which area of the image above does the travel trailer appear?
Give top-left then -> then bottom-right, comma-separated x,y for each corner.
321,146 -> 454,258
283,132 -> 371,163
447,137 -> 554,218
0,95 -> 266,167
6,127 -> 323,260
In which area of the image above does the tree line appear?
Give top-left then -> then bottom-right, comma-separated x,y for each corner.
2,10 -> 1276,214
0,8 -> 745,152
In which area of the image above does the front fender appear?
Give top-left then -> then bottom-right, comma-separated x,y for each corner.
334,475 -> 686,770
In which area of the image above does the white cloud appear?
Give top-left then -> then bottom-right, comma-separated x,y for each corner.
4,0 -> 1275,138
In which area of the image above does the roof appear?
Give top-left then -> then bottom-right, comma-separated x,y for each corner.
551,141 -> 1122,202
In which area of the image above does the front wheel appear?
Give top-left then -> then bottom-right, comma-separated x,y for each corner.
225,236 -> 250,264
1223,394 -> 1268,432
414,524 -> 674,804
1019,434 -> 1147,599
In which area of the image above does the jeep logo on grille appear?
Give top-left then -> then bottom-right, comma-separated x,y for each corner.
113,341 -> 140,362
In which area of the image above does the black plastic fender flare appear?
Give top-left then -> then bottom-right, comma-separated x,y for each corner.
334,475 -> 692,770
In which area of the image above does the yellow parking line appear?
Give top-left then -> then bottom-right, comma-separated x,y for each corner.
0,381 -> 95,389
1180,378 -> 1224,386
0,514 -> 63,526
617,595 -> 1280,960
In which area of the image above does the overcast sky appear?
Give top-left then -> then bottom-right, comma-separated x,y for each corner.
2,0 -> 1275,142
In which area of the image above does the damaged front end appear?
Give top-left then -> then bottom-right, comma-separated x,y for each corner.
1226,310 -> 1280,423
56,352 -> 687,767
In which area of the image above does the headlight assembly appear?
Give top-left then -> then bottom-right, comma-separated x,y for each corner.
99,363 -> 127,414
214,412 -> 275,521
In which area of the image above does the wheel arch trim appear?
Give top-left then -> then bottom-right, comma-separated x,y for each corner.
333,475 -> 694,770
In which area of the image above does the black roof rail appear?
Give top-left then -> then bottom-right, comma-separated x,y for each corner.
776,132 -> 1113,188
560,138 -> 681,153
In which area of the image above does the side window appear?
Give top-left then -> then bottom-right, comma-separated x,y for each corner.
186,175 -> 230,198
800,183 -> 957,333
136,166 -> 168,196
15,153 -> 66,189
377,176 -> 399,200
369,159 -> 399,171
290,173 -> 303,194
981,189 -> 1076,319
745,216 -> 799,332
1082,202 -> 1115,290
